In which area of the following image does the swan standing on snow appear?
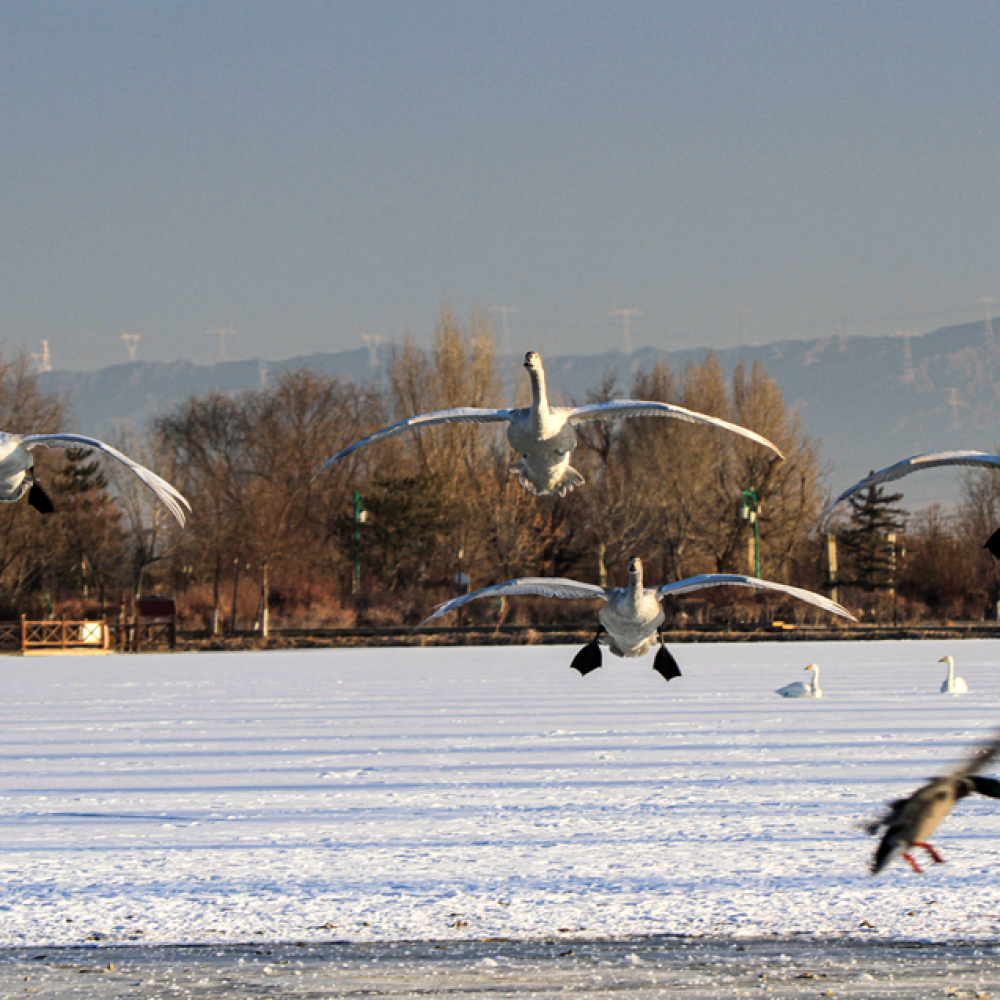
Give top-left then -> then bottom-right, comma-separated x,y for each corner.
0,432 -> 191,526
940,655 -> 968,694
866,729 -> 1000,874
817,450 -> 1000,556
423,557 -> 855,682
314,351 -> 784,497
776,663 -> 822,698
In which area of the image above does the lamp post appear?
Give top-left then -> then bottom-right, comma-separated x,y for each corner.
352,491 -> 368,597
454,545 -> 470,625
740,488 -> 761,578
888,532 -> 906,624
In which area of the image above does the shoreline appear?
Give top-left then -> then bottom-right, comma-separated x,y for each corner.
2,935 -> 998,998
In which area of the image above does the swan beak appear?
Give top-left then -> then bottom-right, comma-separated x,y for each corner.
938,657 -> 948,663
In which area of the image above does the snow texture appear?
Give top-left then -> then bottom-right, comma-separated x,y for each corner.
0,640 -> 998,947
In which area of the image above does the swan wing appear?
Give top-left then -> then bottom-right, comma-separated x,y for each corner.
657,573 -> 856,621
818,451 -> 1000,529
312,407 -> 513,480
776,682 -> 808,698
21,433 -> 191,527
422,577 -> 607,625
566,400 -> 784,458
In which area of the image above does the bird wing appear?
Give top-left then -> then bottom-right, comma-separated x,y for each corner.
311,408 -> 513,480
951,729 -> 1000,780
422,577 -> 607,625
21,433 -> 191,527
818,451 -> 1000,529
657,573 -> 856,621
566,400 -> 784,458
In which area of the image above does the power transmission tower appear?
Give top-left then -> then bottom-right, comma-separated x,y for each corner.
609,308 -> 642,353
897,330 -> 916,384
210,326 -> 235,363
121,333 -> 141,362
492,305 -> 519,354
948,386 -> 961,425
981,297 -> 998,342
30,340 -> 51,373
361,334 -> 383,368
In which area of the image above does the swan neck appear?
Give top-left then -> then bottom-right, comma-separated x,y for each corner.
528,364 -> 549,425
810,665 -> 820,691
948,657 -> 955,682
626,569 -> 643,611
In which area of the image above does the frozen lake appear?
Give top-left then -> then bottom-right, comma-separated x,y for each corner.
0,641 -> 999,947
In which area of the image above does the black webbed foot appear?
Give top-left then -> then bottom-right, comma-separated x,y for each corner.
27,479 -> 55,515
571,627 -> 604,676
985,527 -> 1000,560
652,644 -> 682,682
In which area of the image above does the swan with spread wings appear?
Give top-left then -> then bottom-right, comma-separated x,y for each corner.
818,450 -> 1000,556
314,351 -> 784,497
0,432 -> 190,526
424,557 -> 855,682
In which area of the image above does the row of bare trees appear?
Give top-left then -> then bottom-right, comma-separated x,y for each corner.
2,309 -> 1000,628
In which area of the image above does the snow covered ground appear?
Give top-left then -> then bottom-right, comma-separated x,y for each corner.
0,640 -> 998,947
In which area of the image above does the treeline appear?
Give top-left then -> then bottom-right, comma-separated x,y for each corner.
1,309 -> 998,628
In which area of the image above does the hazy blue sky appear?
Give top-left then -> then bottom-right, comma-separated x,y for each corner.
3,1 -> 1000,369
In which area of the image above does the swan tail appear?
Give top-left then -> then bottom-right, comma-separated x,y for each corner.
509,464 -> 543,496
553,466 -> 585,497
509,464 -> 586,497
871,834 -> 906,875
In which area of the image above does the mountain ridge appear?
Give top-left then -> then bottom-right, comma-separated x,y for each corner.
36,319 -> 1000,507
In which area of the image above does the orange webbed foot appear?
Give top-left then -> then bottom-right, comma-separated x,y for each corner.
913,841 -> 945,864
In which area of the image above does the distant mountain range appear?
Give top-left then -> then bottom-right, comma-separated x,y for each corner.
38,318 -> 1000,508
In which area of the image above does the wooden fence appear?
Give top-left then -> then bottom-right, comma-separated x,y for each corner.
0,617 -> 111,653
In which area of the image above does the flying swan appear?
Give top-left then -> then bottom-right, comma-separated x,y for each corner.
0,432 -> 191,526
940,655 -> 968,694
313,351 -> 785,496
423,557 -> 855,682
817,450 -> 1000,556
776,663 -> 822,698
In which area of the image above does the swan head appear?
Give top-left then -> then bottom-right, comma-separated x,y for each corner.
805,663 -> 818,672
523,351 -> 543,372
626,556 -> 644,590
939,656 -> 953,664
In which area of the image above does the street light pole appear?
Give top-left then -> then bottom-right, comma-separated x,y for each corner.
740,488 -> 761,578
352,490 -> 367,597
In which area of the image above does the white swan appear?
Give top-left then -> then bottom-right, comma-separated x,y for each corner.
423,558 -> 855,682
0,432 -> 191,526
818,451 -> 1000,534
940,655 -> 969,694
314,351 -> 784,497
776,663 -> 822,698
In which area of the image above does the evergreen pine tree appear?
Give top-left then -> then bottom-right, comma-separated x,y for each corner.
51,447 -> 121,603
839,478 -> 907,590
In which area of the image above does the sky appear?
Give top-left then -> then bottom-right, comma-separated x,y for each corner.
3,1 -> 1000,370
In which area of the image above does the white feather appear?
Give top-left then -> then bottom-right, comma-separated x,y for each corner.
818,450 -> 1000,529
21,433 -> 191,527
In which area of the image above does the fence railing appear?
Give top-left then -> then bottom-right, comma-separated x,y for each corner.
0,616 -> 181,653
0,617 -> 111,652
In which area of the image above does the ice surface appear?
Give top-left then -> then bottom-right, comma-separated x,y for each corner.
0,640 -> 998,947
